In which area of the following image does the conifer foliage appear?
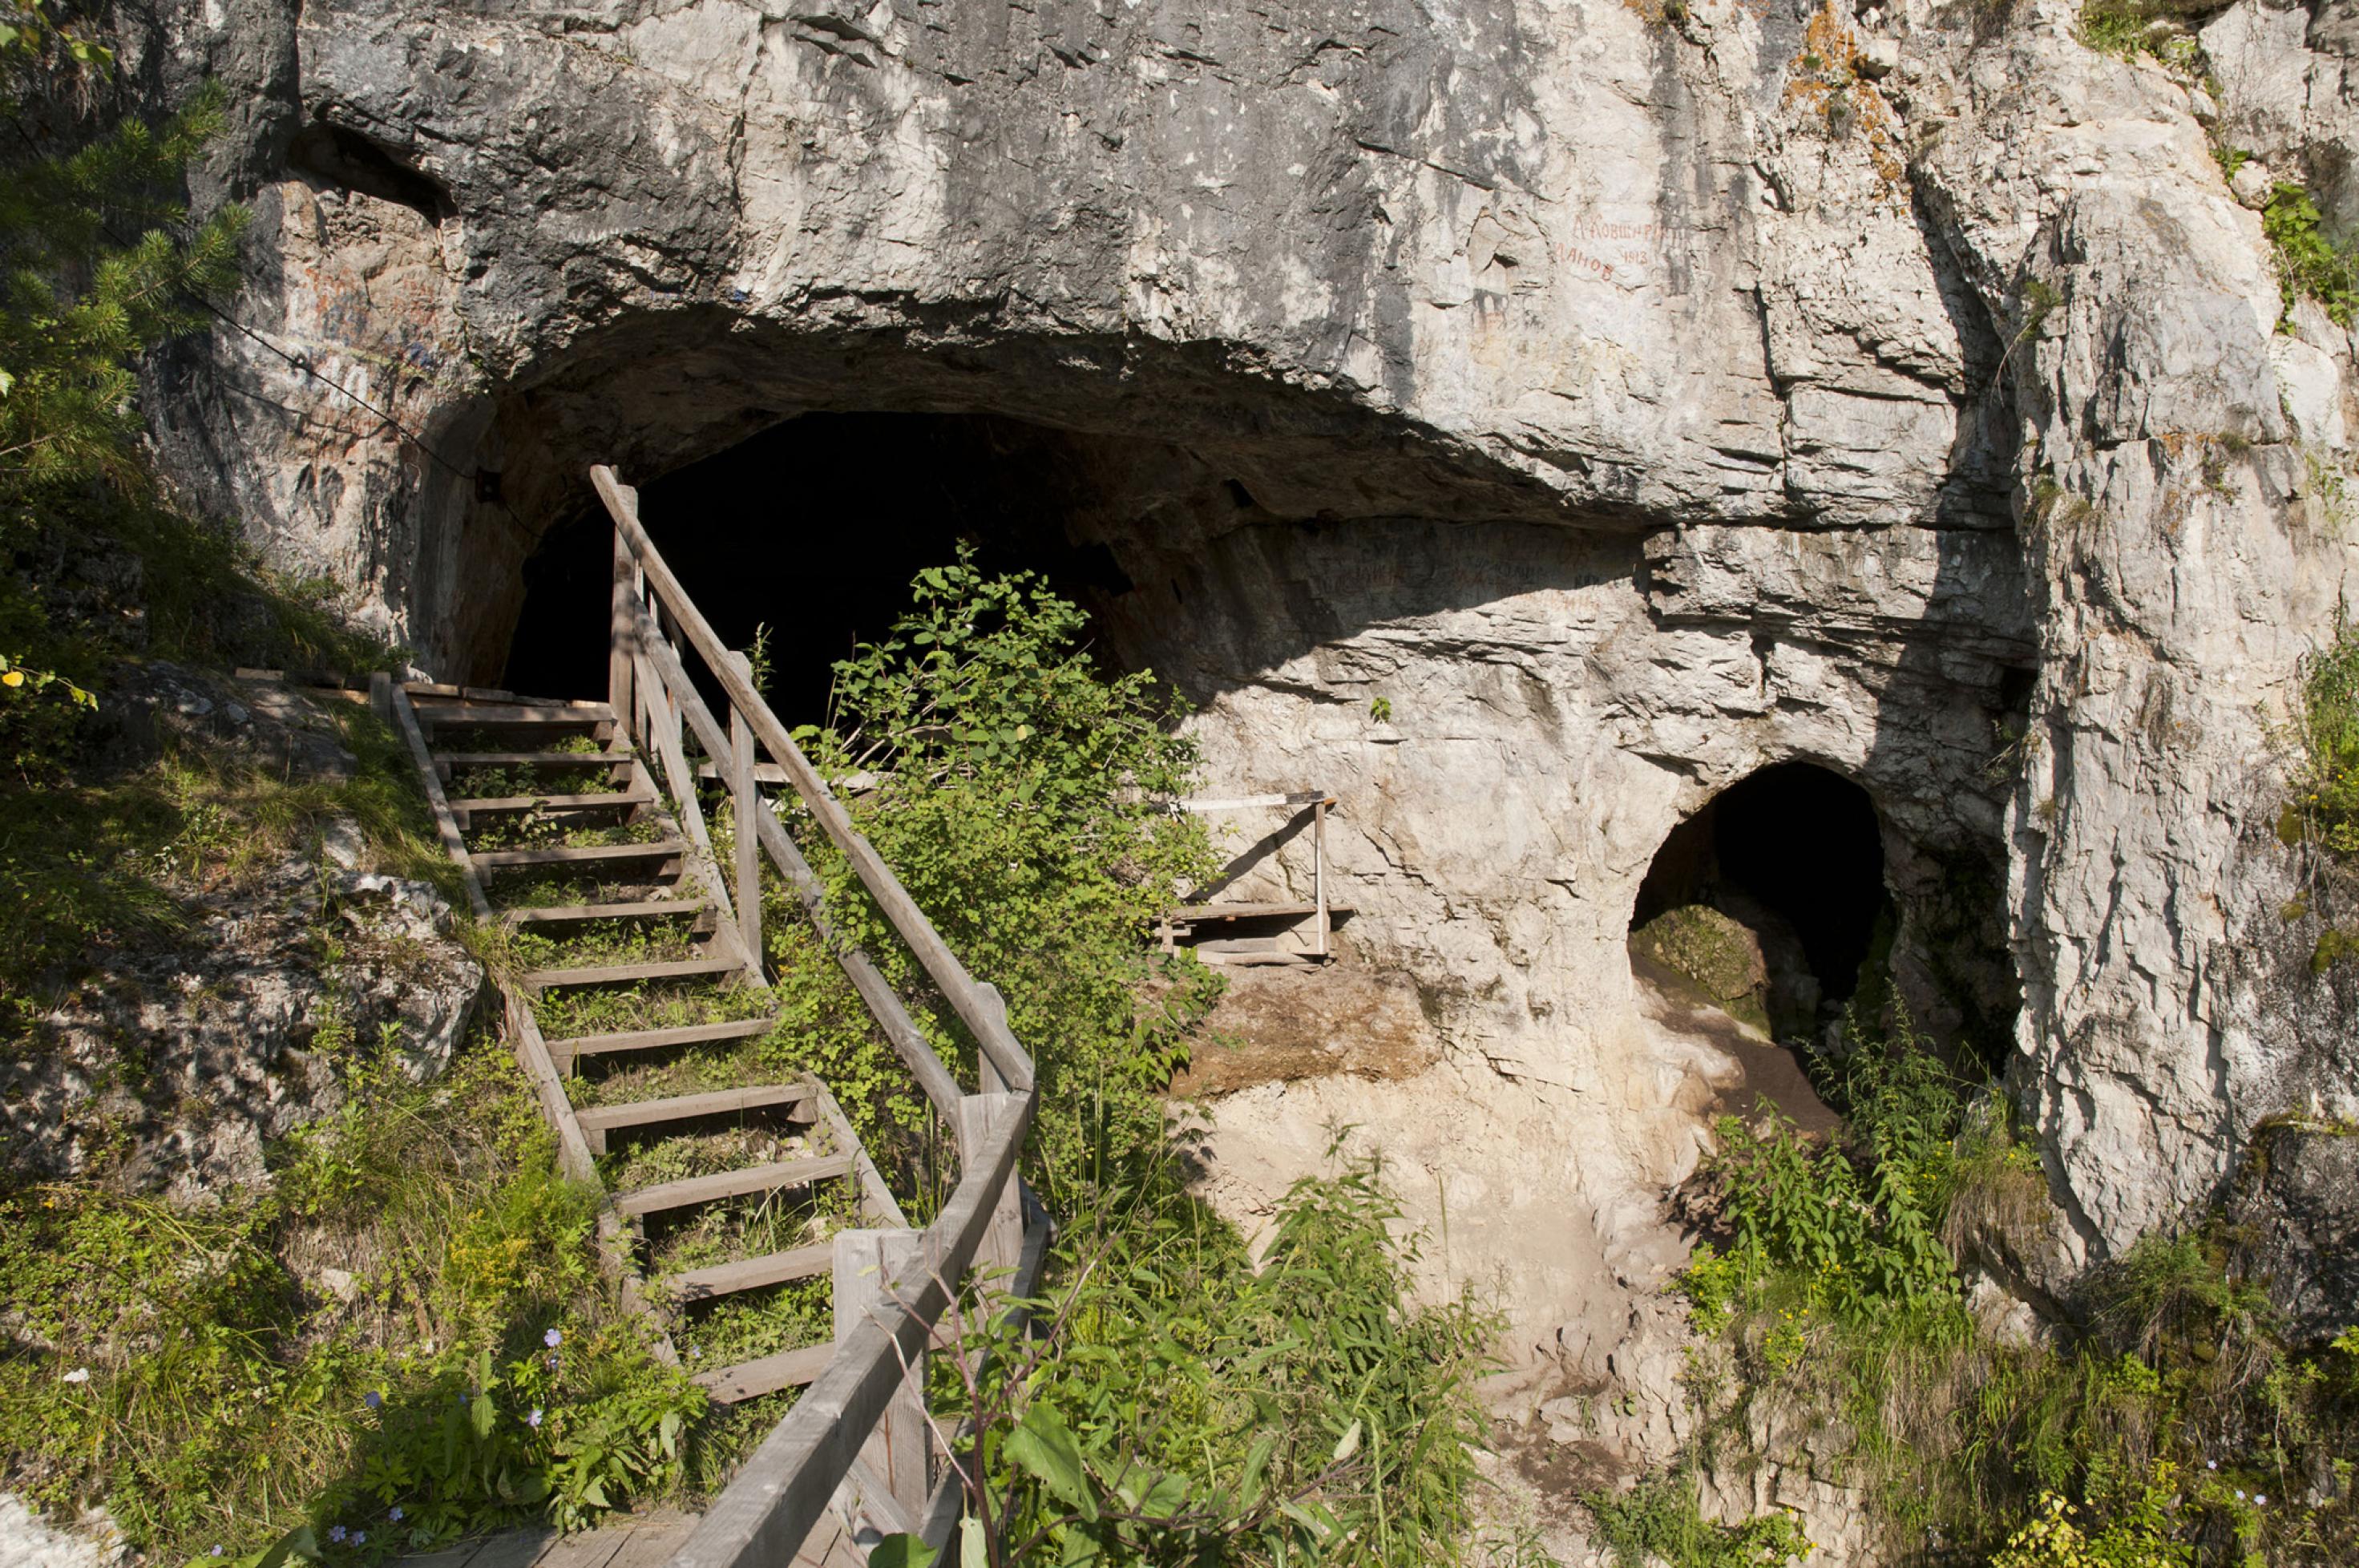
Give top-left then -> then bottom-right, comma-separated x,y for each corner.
0,0 -> 247,707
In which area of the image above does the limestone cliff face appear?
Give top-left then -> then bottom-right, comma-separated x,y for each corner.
104,0 -> 2359,1307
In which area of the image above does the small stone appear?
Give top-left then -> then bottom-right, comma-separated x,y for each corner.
1855,38 -> 1899,79
319,1267 -> 358,1302
321,818 -> 366,871
2231,162 -> 2274,210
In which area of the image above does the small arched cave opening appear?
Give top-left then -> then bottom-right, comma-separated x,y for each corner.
1628,762 -> 1894,1045
499,412 -> 1141,724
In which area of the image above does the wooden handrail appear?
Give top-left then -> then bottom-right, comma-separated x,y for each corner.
592,466 -> 1035,1096
669,1092 -> 1033,1568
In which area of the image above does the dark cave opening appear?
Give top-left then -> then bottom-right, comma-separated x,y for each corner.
1630,762 -> 1892,1030
501,412 -> 1137,723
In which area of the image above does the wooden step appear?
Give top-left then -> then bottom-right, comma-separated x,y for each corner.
472,839 -> 686,872
521,956 -> 742,992
667,1241 -> 832,1304
414,699 -> 616,724
575,1083 -> 813,1153
435,750 -> 630,770
452,790 -> 653,816
545,1016 -> 774,1069
1164,900 -> 1359,923
612,1153 -> 855,1218
504,899 -> 705,927
693,1342 -> 832,1404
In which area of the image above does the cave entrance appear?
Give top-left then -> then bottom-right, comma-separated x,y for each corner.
1628,762 -> 1892,1042
500,413 -> 1135,723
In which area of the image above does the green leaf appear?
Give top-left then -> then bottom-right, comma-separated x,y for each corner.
868,1534 -> 939,1568
1005,1406 -> 1093,1517
252,1526 -> 320,1568
958,1515 -> 987,1568
1331,1418 -> 1362,1463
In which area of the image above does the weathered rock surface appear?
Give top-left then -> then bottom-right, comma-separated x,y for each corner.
1,671 -> 483,1204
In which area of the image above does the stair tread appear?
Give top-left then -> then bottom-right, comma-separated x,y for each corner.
414,699 -> 616,724
436,750 -> 631,768
692,1342 -> 832,1403
612,1153 -> 855,1217
667,1241 -> 832,1303
473,839 -> 686,868
546,1016 -> 774,1058
453,790 -> 652,814
504,899 -> 704,927
1166,900 -> 1358,921
575,1082 -> 812,1133
522,956 -> 741,990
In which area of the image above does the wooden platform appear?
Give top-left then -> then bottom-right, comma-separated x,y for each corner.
398,1509 -> 698,1568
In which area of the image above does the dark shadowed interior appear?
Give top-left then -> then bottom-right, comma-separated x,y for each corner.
1630,762 -> 1890,1004
501,412 -> 1133,723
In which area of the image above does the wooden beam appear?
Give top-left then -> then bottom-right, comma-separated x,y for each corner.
390,685 -> 494,923
612,1154 -> 855,1218
519,956 -> 742,992
693,1342 -> 833,1404
729,652 -> 763,976
669,1242 -> 832,1304
833,1230 -> 930,1522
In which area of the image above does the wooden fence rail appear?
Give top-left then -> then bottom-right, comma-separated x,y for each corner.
587,466 -> 1042,1568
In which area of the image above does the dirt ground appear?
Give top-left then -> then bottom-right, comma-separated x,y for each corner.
1168,951 -> 1441,1097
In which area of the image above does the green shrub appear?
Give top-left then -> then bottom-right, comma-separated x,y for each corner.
0,1032 -> 708,1566
2289,612 -> 2359,860
2263,182 -> 2359,329
1585,1471 -> 1808,1568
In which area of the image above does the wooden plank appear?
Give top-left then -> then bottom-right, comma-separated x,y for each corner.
419,709 -> 612,732
1314,797 -> 1330,960
444,1530 -> 555,1568
597,1512 -> 702,1568
592,467 -> 1034,1095
665,1093 -> 1032,1568
833,1230 -> 928,1518
545,1016 -> 773,1069
504,899 -> 704,927
435,750 -> 631,770
472,839 -> 686,870
576,1083 -> 812,1139
697,759 -> 793,784
391,685 -> 495,923
612,1154 -> 855,1218
519,956 -> 741,992
668,1241 -> 833,1303
692,1341 -> 834,1403
635,645 -> 740,940
413,698 -> 616,721
729,651 -> 763,975
1165,900 -> 1357,922
451,790 -> 652,814
610,510 -> 640,738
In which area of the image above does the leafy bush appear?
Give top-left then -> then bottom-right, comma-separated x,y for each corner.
1585,1471 -> 1808,1568
883,1154 -> 1496,1568
2263,183 -> 2359,329
2288,611 -> 2359,861
787,548 -> 1222,1197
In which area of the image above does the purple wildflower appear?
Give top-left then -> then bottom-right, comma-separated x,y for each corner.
2256,1496 -> 2268,1507
388,1507 -> 403,1523
329,1526 -> 348,1544
526,1407 -> 543,1429
364,1390 -> 382,1411
353,1533 -> 367,1548
543,1328 -> 562,1349
211,1549 -> 224,1558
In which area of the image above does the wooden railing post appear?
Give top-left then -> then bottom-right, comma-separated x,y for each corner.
1313,795 -> 1330,960
834,1229 -> 930,1517
955,1093 -> 1024,1289
729,653 -> 762,972
608,508 -> 640,735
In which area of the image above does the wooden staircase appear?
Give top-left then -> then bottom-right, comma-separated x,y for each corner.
386,681 -> 903,1409
381,463 -> 1050,1568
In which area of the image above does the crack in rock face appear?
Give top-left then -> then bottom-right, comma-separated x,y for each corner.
104,0 -> 2359,1526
